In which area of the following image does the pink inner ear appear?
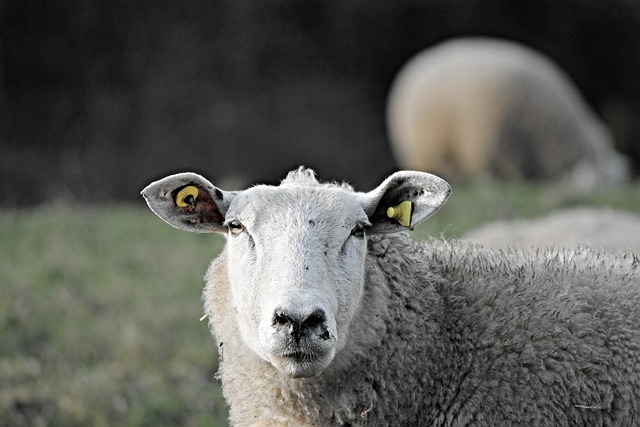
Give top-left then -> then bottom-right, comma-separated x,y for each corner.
176,185 -> 225,225
197,188 -> 225,224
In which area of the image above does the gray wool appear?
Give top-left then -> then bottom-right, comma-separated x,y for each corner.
203,234 -> 640,426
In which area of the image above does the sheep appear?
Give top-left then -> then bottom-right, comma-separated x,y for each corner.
387,37 -> 630,190
142,167 -> 640,426
464,207 -> 640,253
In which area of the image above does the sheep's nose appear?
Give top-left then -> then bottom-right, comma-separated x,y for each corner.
272,309 -> 330,343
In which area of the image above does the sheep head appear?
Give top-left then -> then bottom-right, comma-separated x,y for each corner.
141,167 -> 451,378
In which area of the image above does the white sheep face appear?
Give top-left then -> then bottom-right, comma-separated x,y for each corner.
225,186 -> 369,377
141,167 -> 451,378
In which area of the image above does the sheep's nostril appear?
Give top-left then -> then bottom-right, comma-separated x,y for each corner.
303,311 -> 326,329
319,329 -> 331,341
273,312 -> 292,326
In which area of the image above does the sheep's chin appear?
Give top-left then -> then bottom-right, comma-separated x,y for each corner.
269,350 -> 335,379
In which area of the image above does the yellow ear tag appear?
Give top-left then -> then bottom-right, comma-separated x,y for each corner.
175,186 -> 199,207
387,201 -> 413,227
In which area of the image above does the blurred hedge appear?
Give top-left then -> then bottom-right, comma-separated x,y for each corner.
1,0 -> 639,206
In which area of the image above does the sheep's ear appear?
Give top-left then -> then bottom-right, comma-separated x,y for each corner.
141,172 -> 235,234
359,171 -> 451,234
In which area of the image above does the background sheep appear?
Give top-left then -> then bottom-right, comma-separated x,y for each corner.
464,207 -> 640,252
142,167 -> 640,426
387,37 -> 630,190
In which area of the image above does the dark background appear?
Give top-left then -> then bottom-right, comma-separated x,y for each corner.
2,0 -> 639,206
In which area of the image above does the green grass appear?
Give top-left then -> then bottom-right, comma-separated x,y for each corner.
1,181 -> 640,426
0,206 -> 228,427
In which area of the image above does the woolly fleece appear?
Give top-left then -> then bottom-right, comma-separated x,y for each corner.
387,37 -> 629,189
203,235 -> 640,426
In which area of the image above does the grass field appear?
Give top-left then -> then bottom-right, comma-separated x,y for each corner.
2,182 -> 640,426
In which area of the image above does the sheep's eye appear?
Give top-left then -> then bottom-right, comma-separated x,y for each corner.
351,223 -> 366,238
228,220 -> 245,235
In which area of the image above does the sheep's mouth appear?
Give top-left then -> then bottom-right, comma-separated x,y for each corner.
270,348 -> 335,378
280,351 -> 317,362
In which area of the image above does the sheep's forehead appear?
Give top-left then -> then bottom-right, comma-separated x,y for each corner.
229,185 -> 365,229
